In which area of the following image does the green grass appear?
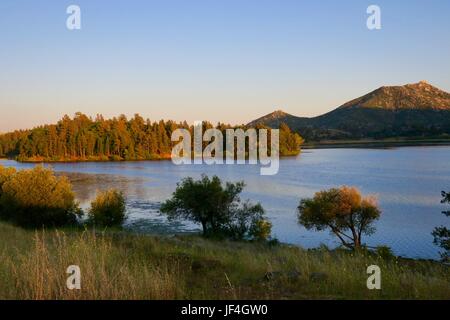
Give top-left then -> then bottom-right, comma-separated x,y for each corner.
0,222 -> 448,300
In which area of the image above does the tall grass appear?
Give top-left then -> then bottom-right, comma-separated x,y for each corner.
0,222 -> 448,300
0,224 -> 182,299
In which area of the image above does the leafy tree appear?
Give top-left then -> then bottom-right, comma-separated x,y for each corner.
432,191 -> 450,262
297,186 -> 381,250
160,175 -> 271,240
88,189 -> 127,227
279,123 -> 304,156
0,166 -> 81,228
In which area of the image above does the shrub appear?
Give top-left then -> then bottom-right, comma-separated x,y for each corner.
375,245 -> 395,260
88,189 -> 126,227
0,166 -> 81,228
432,191 -> 450,262
223,201 -> 271,241
0,166 -> 16,195
248,217 -> 273,242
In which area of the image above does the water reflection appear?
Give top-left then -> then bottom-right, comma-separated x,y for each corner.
59,172 -> 200,234
58,172 -> 149,206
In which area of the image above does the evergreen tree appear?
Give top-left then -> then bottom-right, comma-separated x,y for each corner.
0,113 -> 303,161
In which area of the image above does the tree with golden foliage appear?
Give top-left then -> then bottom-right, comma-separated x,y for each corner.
297,186 -> 381,250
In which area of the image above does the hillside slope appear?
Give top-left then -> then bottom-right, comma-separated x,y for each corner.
250,81 -> 450,140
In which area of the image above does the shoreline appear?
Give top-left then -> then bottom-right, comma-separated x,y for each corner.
303,139 -> 450,149
2,140 -> 449,163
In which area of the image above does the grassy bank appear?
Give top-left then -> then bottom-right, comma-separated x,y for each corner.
0,222 -> 448,300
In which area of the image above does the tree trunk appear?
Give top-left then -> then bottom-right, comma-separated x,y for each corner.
353,235 -> 361,250
349,224 -> 361,250
201,220 -> 207,236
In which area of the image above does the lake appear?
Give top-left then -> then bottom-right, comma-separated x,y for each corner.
1,146 -> 450,260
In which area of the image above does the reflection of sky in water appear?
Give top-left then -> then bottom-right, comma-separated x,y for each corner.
1,146 -> 450,259
57,172 -> 201,234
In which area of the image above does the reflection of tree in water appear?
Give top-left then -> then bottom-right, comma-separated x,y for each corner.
56,172 -> 200,234
57,172 -> 149,207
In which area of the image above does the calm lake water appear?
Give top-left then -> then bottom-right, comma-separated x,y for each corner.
2,146 -> 450,260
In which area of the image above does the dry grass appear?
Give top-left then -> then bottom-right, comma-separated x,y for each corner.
0,224 -> 182,299
0,222 -> 449,300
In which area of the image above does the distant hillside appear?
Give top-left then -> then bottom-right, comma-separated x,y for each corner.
249,110 -> 309,129
249,81 -> 450,141
339,81 -> 450,111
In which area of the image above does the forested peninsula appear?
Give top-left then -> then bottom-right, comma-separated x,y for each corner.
0,113 -> 303,162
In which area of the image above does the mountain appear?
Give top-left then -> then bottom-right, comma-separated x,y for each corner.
249,81 -> 450,141
249,110 -> 309,129
338,81 -> 450,111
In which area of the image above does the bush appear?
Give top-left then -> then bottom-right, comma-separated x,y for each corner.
0,165 -> 81,228
223,201 -> 271,241
88,189 -> 126,227
160,175 -> 271,241
248,216 -> 273,242
432,191 -> 450,262
375,245 -> 395,260
0,166 -> 16,195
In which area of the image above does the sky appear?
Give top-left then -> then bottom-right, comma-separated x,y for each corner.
0,0 -> 449,131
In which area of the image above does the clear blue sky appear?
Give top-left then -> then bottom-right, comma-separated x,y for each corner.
1,0 -> 449,131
